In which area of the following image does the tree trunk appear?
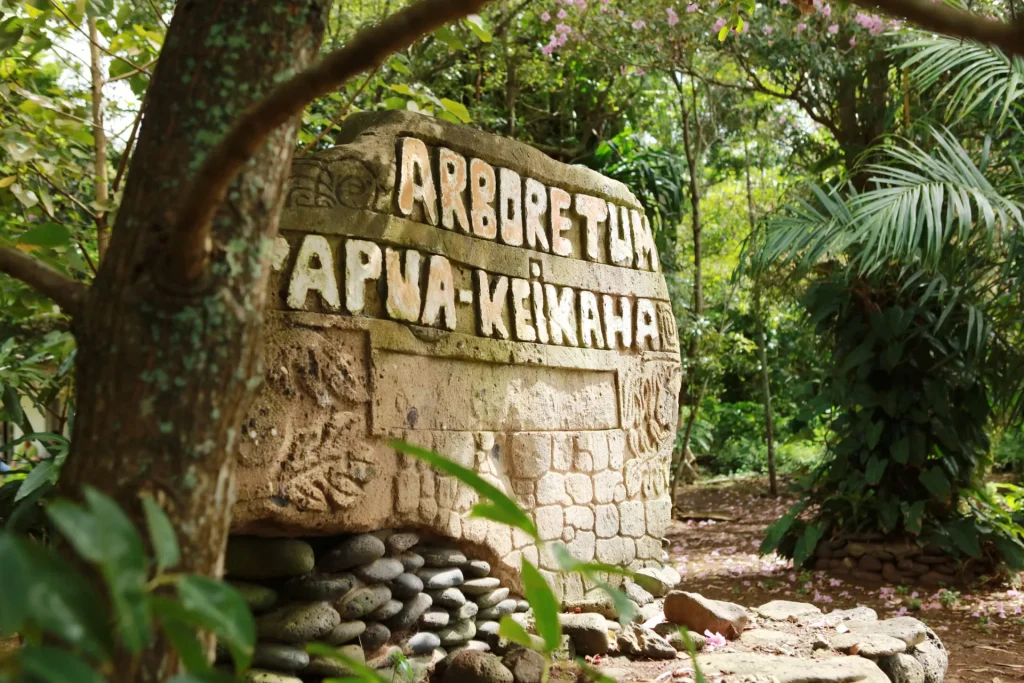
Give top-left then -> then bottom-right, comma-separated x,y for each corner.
59,2 -> 331,679
672,75 -> 704,507
744,134 -> 777,496
88,18 -> 109,261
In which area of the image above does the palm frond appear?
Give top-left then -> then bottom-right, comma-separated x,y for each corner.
900,35 -> 1024,130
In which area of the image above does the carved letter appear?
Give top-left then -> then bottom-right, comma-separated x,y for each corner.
575,194 -> 608,262
524,177 -> 550,252
421,255 -> 457,329
549,187 -> 573,257
632,210 -> 657,271
499,168 -> 524,246
511,278 -> 536,342
545,283 -> 578,346
603,294 -> 632,349
476,270 -> 509,339
579,290 -> 605,349
287,235 -> 340,311
385,248 -> 422,322
531,280 -> 550,344
608,203 -> 633,267
397,137 -> 437,225
470,158 -> 497,239
345,239 -> 382,314
635,298 -> 660,350
439,147 -> 470,233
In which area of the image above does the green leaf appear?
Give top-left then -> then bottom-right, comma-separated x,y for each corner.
142,495 -> 181,572
890,437 -> 910,464
866,420 -> 884,450
521,559 -> 560,653
85,0 -> 114,17
865,456 -> 886,485
20,646 -> 105,683
0,533 -> 31,633
0,17 -> 25,53
391,440 -> 538,540
792,523 -> 824,569
919,466 -> 951,500
434,26 -> 465,51
759,502 -> 806,555
390,58 -> 411,75
389,83 -> 414,96
901,500 -> 926,534
464,15 -> 492,42
14,460 -> 59,501
19,223 -> 71,248
176,575 -> 255,673
945,518 -> 982,558
440,98 -> 471,123
2,384 -> 28,433
150,596 -> 211,673
993,536 -> 1024,571
497,615 -> 536,650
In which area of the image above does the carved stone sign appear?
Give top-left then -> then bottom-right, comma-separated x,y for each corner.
234,111 -> 681,599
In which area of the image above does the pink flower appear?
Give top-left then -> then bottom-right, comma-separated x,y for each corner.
795,22 -> 806,31
763,25 -> 773,34
555,22 -> 571,33
632,19 -> 647,29
849,37 -> 856,46
821,4 -> 831,16
827,23 -> 839,33
540,11 -> 551,20
667,6 -> 680,24
704,630 -> 728,650
687,2 -> 698,11
541,44 -> 555,55
713,17 -> 727,30
557,8 -> 567,18
780,0 -> 789,4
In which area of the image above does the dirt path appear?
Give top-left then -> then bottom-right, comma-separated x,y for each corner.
653,478 -> 1024,682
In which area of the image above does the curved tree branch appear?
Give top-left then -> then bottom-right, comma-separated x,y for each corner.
0,248 -> 88,315
167,0 -> 491,287
868,0 -> 1024,56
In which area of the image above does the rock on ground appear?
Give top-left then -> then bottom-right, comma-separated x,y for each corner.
664,591 -> 750,639
502,648 -> 545,683
879,653 -> 926,683
226,538 -> 315,580
755,600 -> 822,622
443,649 -> 514,683
909,627 -> 948,683
698,653 -> 890,683
559,612 -> 612,656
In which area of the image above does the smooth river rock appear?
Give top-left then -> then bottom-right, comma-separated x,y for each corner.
225,538 -> 315,580
256,601 -> 340,643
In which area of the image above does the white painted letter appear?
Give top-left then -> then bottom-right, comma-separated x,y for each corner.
345,240 -> 382,315
524,178 -> 550,252
385,248 -> 422,322
439,147 -> 470,233
635,298 -> 660,350
603,295 -> 632,349
421,255 -> 457,330
575,194 -> 608,262
287,235 -> 340,311
499,168 -> 524,246
545,284 -> 578,346
397,137 -> 437,225
470,158 -> 497,239
549,187 -> 573,257
532,280 -> 550,344
476,270 -> 509,339
608,203 -> 633,267
511,278 -> 536,342
579,290 -> 605,349
632,210 -> 657,271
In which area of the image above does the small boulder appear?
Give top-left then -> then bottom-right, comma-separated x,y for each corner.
336,585 -> 393,620
396,551 -> 425,572
404,631 -> 442,655
421,547 -> 469,568
361,622 -> 392,651
851,617 -> 927,648
616,623 -> 675,659
462,578 -> 502,595
633,567 -> 677,597
464,560 -> 492,578
283,573 -> 361,601
454,601 -> 480,620
559,612 -> 611,656
388,592 -> 434,631
387,532 -> 420,553
357,558 -> 405,583
225,538 -> 315,580
755,600 -> 821,622
478,599 -> 518,621
439,618 -> 478,646
368,599 -> 405,621
325,620 -> 367,645
430,587 -> 468,608
502,648 -> 545,683
420,567 -> 465,590
663,591 -> 749,640
832,632 -> 907,658
443,650 -> 513,683
624,582 -> 654,607
879,653 -> 926,683
230,581 -> 279,612
476,587 -> 511,609
305,644 -> 365,677
256,601 -> 340,643
320,534 -> 387,572
251,643 -> 309,672
242,670 -> 303,683
391,572 -> 425,599
420,608 -> 450,630
910,627 -> 948,683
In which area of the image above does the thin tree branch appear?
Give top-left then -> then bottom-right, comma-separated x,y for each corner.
107,58 -> 158,83
868,0 -> 1024,56
28,164 -> 99,220
89,18 -> 110,262
51,3 -> 153,78
146,0 -> 169,28
0,248 -> 88,314
166,0 -> 491,287
298,64 -> 380,158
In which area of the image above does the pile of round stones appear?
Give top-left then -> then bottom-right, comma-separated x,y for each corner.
813,535 -> 990,587
223,531 -> 530,682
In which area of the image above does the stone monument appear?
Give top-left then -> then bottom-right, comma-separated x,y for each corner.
232,110 -> 681,600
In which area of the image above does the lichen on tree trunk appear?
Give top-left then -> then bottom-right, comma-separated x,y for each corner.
58,1 -> 331,678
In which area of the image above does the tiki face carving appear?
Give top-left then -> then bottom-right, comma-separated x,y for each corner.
234,111 -> 681,599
